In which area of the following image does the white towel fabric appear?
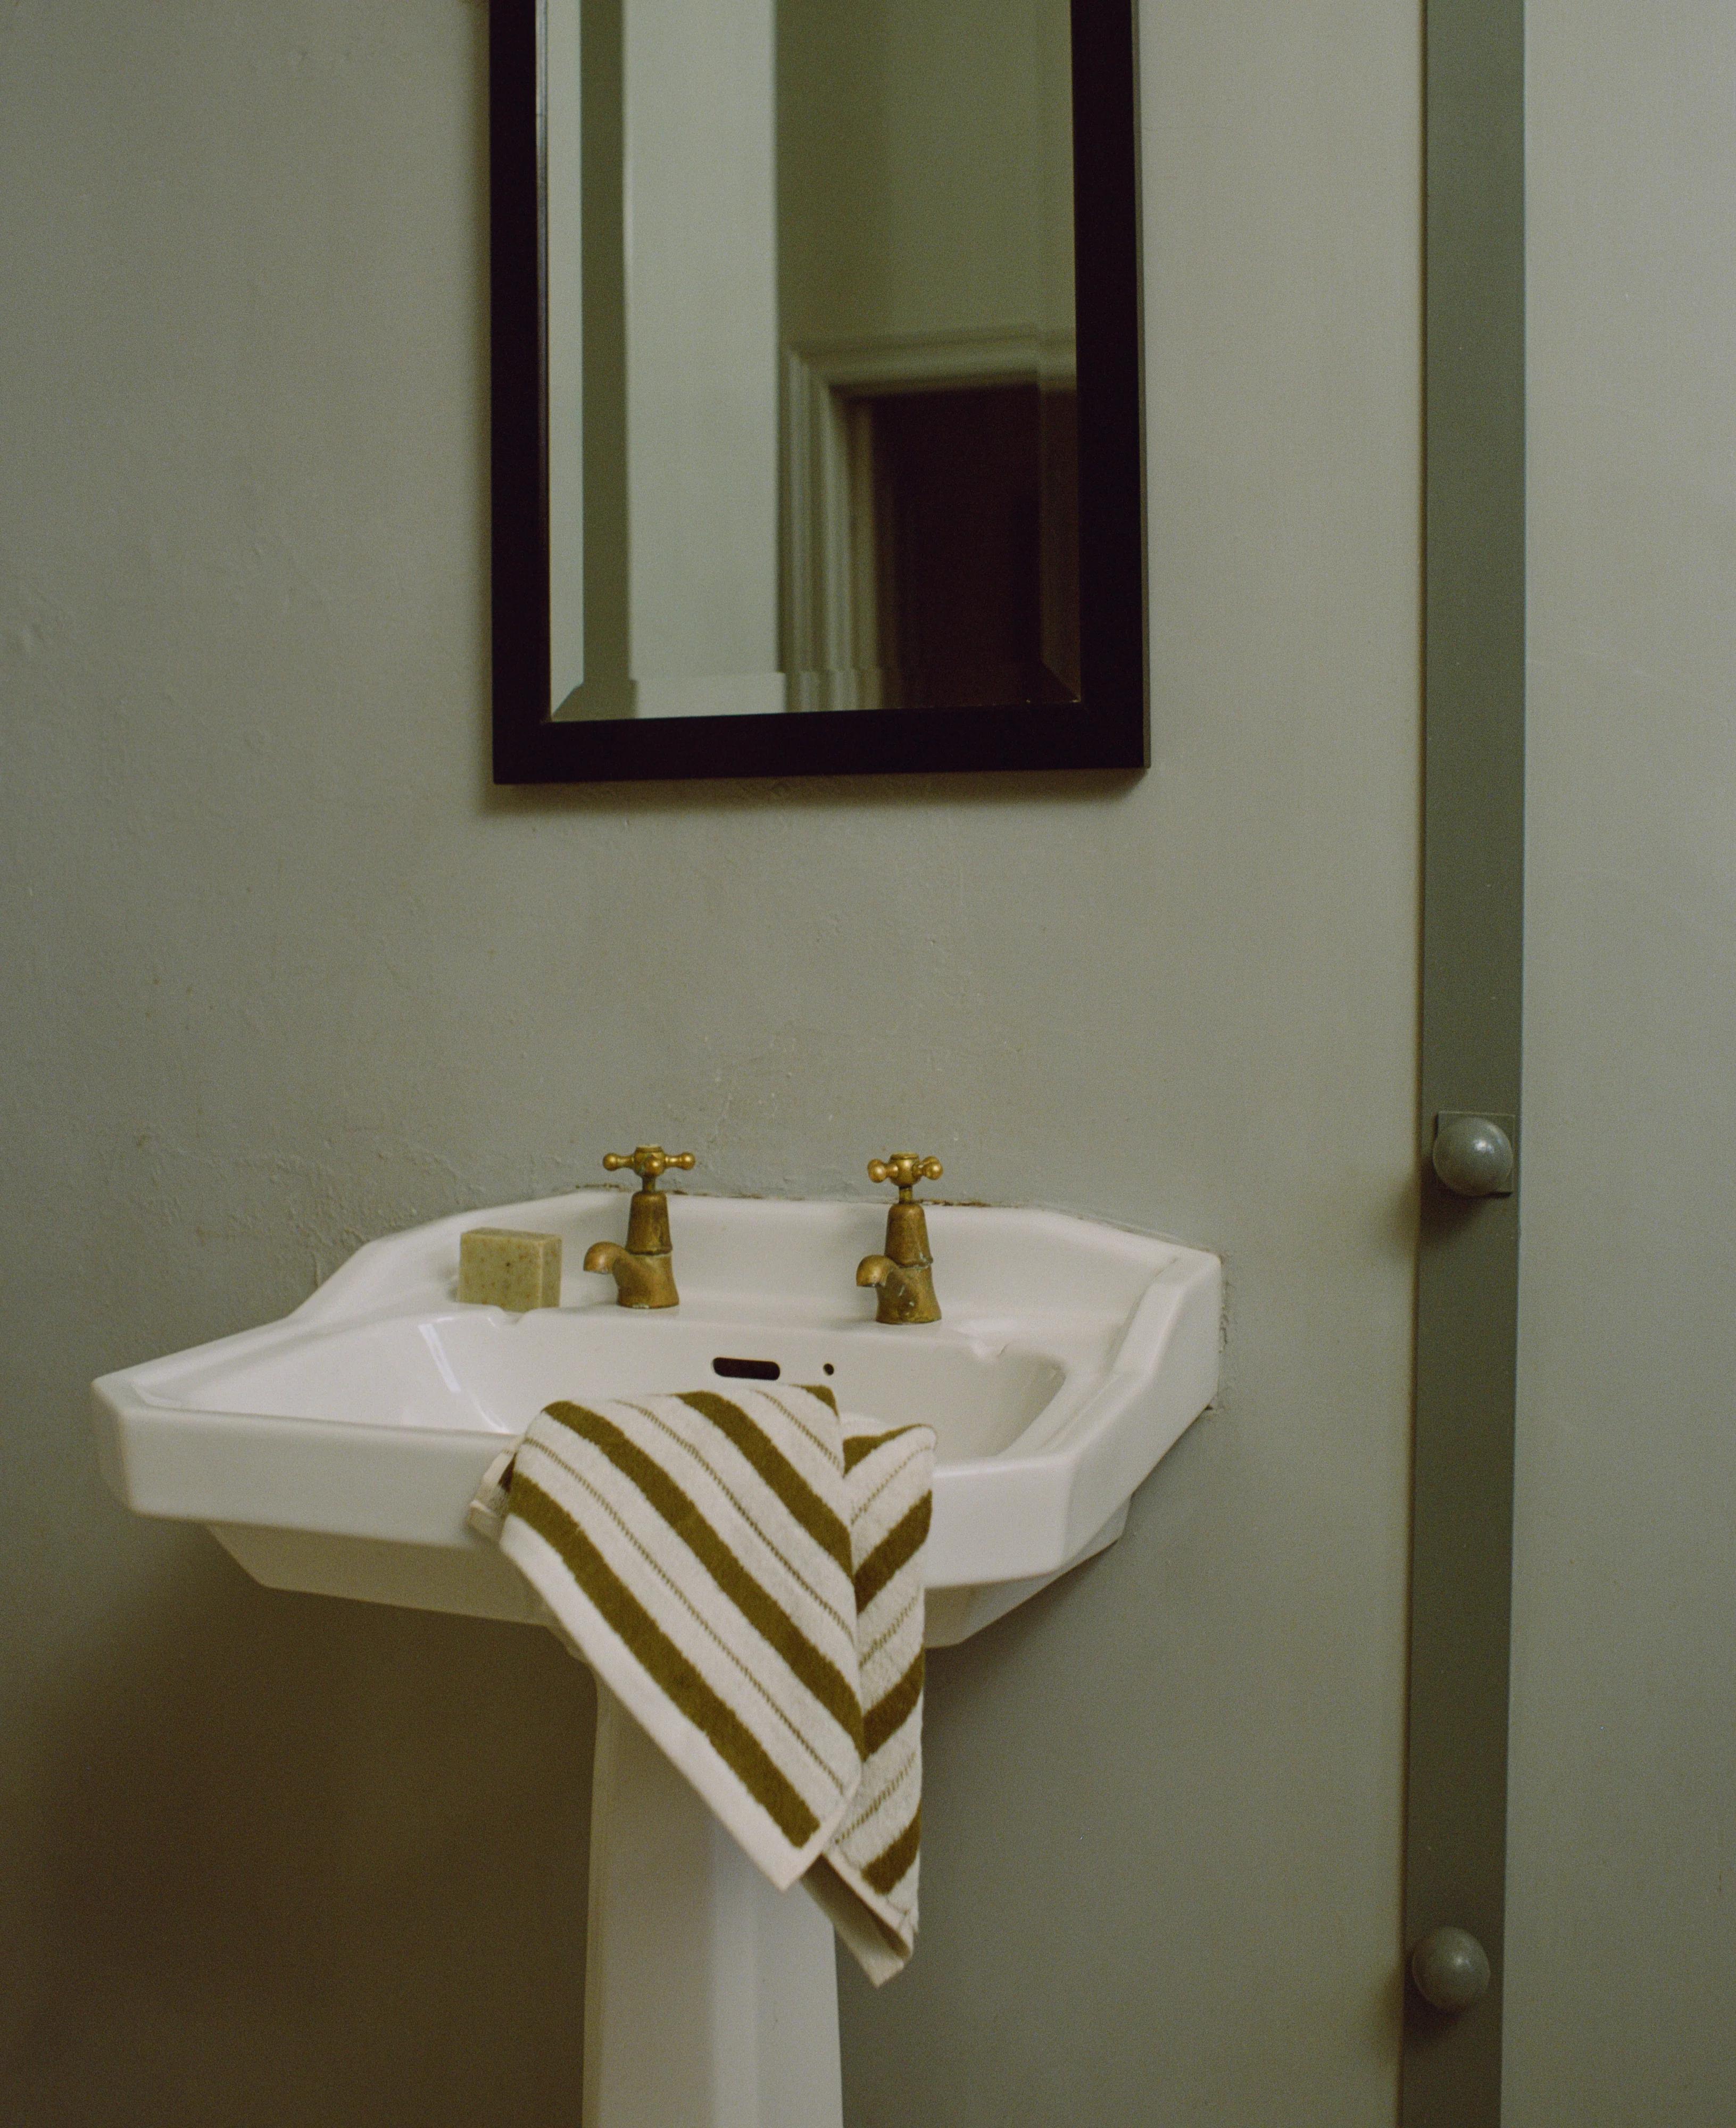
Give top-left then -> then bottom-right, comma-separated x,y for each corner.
469,1382 -> 934,1983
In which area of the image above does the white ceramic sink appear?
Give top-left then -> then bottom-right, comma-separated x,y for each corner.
94,1190 -> 1220,1645
92,1190 -> 1220,2128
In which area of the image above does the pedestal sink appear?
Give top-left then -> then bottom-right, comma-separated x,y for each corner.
93,1191 -> 1220,2127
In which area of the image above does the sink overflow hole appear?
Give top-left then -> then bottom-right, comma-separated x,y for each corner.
712,1356 -> 781,1382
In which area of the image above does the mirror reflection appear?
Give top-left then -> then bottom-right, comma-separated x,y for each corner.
546,0 -> 1077,721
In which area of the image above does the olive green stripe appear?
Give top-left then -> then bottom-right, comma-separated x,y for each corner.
838,1739 -> 919,1846
854,1494 -> 932,1614
613,1400 -> 857,1641
508,1471 -> 820,1848
853,1444 -> 931,1522
863,1650 -> 924,1758
760,1389 -> 844,1466
861,1587 -> 924,1669
544,1402 -> 864,1752
677,1391 -> 853,1574
862,1807 -> 921,1896
843,1428 -> 912,1472
522,1434 -> 843,1781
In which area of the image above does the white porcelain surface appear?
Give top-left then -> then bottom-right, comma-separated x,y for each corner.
93,1190 -> 1220,1643
585,1683 -> 843,2128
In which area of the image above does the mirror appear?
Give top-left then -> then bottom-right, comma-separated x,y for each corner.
490,0 -> 1144,782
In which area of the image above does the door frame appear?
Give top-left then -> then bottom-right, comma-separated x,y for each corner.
1403,1 -> 1525,2121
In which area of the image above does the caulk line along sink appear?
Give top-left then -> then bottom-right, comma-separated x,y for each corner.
93,1191 -> 1221,1646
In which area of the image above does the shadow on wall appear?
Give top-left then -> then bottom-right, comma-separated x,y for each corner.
5,1532 -> 595,2128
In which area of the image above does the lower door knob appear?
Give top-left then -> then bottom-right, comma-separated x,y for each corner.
1410,1926 -> 1491,2011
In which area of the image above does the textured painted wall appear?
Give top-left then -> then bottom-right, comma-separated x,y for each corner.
1506,6 -> 1736,2121
0,3 -> 1419,2123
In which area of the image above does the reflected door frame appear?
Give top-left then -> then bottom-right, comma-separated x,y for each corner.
782,329 -> 1077,713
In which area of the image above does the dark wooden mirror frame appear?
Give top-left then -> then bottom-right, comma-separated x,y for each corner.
489,0 -> 1147,784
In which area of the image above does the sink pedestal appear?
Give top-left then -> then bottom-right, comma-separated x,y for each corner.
585,1685 -> 843,2128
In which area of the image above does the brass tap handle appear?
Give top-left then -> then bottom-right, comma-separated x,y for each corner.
867,1153 -> 943,1201
602,1146 -> 697,1190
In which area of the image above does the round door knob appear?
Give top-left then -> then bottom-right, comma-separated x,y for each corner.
1432,1115 -> 1515,1197
1410,1926 -> 1491,2011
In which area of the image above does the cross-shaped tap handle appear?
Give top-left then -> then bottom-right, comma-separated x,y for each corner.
602,1145 -> 696,1188
867,1153 -> 943,1200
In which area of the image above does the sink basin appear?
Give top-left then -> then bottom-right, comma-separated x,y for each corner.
92,1190 -> 1220,2127
94,1190 -> 1219,1643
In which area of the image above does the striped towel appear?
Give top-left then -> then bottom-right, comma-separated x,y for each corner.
470,1383 -> 934,1983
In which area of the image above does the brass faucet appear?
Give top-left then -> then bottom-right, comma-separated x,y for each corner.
584,1145 -> 696,1308
856,1153 -> 944,1324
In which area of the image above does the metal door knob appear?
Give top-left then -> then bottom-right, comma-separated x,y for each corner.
1410,1926 -> 1491,2011
1432,1114 -> 1515,1197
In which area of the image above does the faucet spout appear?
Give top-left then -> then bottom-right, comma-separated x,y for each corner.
855,1251 -> 940,1325
585,1237 -> 679,1309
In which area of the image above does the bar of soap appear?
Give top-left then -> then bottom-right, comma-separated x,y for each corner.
458,1228 -> 563,1311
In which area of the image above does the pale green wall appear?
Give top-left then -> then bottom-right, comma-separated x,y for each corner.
778,0 -> 1074,347
0,4 -> 1420,2123
1506,4 -> 1736,2119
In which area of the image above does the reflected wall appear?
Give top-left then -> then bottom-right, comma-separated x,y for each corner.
549,0 -> 1077,720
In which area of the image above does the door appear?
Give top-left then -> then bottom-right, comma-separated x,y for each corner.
1503,3 -> 1736,2124
1405,4 -> 1735,2122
